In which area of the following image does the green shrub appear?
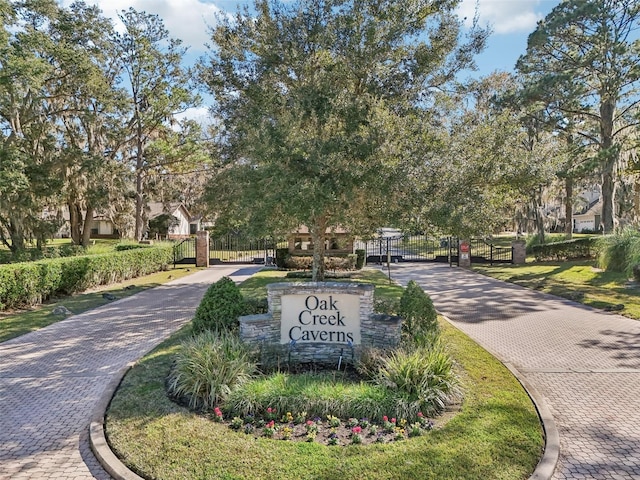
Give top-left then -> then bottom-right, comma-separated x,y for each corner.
275,248 -> 289,268
0,245 -> 172,310
0,244 -> 87,264
525,233 -> 568,254
373,298 -> 399,315
284,255 -> 356,271
284,255 -> 313,270
399,280 -> 438,342
598,229 -> 640,275
531,237 -> 598,262
242,297 -> 269,315
114,243 -> 149,251
192,277 -> 246,333
167,330 -> 256,410
355,249 -> 365,269
376,342 -> 459,416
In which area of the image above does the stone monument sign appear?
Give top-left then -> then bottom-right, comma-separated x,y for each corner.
240,282 -> 401,366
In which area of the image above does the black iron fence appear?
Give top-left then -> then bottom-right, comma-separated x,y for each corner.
360,235 -> 512,265
173,233 -> 512,266
173,237 -> 196,265
209,234 -> 286,264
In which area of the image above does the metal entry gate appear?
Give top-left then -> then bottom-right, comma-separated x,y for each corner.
209,234 -> 286,264
360,235 -> 512,265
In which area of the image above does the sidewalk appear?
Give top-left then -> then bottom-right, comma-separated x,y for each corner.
389,263 -> 640,480
0,266 -> 262,480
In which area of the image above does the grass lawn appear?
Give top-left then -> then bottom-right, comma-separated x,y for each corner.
473,260 -> 640,320
105,269 -> 543,480
0,265 -> 201,343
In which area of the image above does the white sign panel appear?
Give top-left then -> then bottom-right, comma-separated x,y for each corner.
280,294 -> 361,344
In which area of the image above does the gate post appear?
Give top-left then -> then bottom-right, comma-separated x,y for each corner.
196,231 -> 210,268
512,240 -> 526,265
459,239 -> 471,268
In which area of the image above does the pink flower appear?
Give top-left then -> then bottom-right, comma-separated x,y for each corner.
391,418 -> 396,424
214,407 -> 222,417
352,426 -> 362,434
267,407 -> 274,413
417,412 -> 423,418
383,416 -> 388,422
266,420 -> 275,428
306,420 -> 314,425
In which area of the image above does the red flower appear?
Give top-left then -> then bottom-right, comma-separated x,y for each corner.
383,416 -> 388,422
352,426 -> 362,434
266,420 -> 275,428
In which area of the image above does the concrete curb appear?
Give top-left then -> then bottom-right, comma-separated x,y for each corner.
89,363 -> 144,480
441,316 -> 559,480
503,363 -> 560,480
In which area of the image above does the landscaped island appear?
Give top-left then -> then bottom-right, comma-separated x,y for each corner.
105,269 -> 544,479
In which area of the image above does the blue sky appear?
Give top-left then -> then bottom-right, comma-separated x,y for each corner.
60,0 -> 562,119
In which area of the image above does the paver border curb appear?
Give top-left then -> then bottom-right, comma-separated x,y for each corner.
89,363 -> 145,480
503,362 -> 560,480
442,315 -> 559,480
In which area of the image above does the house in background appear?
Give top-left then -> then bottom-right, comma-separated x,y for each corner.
53,202 -> 198,240
90,214 -> 120,239
573,199 -> 602,233
146,202 -> 194,240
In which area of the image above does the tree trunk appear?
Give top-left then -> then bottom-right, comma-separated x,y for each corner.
564,176 -> 573,239
134,157 -> 145,241
600,98 -> 616,233
310,217 -> 327,282
81,206 -> 94,246
532,189 -> 545,243
634,177 -> 640,225
8,217 -> 25,253
68,202 -> 82,245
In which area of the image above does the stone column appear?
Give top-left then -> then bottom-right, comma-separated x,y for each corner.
458,239 -> 471,268
195,231 -> 210,268
512,240 -> 526,265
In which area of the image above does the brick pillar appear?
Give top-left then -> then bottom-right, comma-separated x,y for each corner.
459,239 -> 471,268
196,231 -> 209,268
512,240 -> 526,265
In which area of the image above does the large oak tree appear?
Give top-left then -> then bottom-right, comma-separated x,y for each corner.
201,0 -> 487,280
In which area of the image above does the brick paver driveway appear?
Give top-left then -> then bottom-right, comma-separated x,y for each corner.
0,266 -> 261,480
390,262 -> 640,480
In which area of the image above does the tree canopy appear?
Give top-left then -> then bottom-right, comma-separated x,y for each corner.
201,0 -> 487,279
516,0 -> 640,233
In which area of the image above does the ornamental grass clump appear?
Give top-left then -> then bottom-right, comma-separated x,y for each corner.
167,330 -> 256,410
376,340 -> 459,416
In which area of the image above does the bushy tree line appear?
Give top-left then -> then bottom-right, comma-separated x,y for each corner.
0,0 -> 209,253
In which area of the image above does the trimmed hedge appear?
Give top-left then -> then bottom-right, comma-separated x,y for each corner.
530,237 -> 598,262
0,244 -> 87,264
283,254 -> 357,271
0,246 -> 173,310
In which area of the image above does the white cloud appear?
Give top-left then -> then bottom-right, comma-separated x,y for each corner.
59,0 -> 222,51
174,106 -> 212,125
457,0 -> 543,34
